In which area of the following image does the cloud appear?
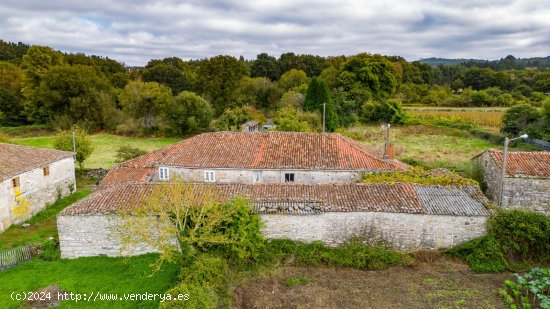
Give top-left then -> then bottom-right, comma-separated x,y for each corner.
0,0 -> 549,65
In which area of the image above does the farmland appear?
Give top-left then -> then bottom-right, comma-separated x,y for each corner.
11,134 -> 181,169
406,109 -> 504,131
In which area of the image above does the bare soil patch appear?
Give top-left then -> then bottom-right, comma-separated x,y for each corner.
233,256 -> 509,309
22,284 -> 66,308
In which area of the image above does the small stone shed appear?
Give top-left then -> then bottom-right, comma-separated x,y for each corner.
58,182 -> 491,258
0,143 -> 75,232
472,149 -> 549,214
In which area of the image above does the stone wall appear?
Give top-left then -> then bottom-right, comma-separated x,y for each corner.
152,167 -> 364,184
58,211 -> 487,258
473,152 -> 550,214
261,212 -> 487,250
58,215 -> 176,258
0,157 -> 75,232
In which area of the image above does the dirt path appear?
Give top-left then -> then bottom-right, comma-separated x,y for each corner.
233,257 -> 509,309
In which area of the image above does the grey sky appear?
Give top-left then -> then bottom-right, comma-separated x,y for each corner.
1,0 -> 549,66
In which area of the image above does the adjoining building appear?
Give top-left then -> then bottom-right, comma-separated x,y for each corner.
58,182 -> 491,258
472,149 -> 550,214
1,143 -> 76,232
241,120 -> 259,132
101,132 -> 407,186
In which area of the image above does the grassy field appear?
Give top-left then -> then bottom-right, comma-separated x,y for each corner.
0,254 -> 179,308
348,124 -> 526,171
12,134 -> 181,169
403,106 -> 509,112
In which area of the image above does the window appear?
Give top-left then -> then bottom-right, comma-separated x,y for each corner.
12,177 -> 20,190
204,171 -> 215,182
253,171 -> 263,183
43,166 -> 50,176
284,173 -> 295,183
159,167 -> 169,180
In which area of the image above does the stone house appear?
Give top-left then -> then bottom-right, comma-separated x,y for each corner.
472,149 -> 549,214
241,120 -> 259,132
1,143 -> 76,232
58,182 -> 491,258
101,132 -> 407,186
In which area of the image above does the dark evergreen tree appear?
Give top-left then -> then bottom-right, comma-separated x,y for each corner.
304,77 -> 336,132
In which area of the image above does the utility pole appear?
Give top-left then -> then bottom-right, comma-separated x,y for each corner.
383,124 -> 391,159
322,102 -> 326,134
72,131 -> 77,191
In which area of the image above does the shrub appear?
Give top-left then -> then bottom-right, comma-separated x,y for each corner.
114,145 -> 147,163
501,104 -> 541,136
37,238 -> 61,261
447,210 -> 550,272
488,209 -> 550,263
53,126 -> 93,169
179,254 -> 229,289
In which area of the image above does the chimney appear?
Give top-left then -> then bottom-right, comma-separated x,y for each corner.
387,144 -> 394,160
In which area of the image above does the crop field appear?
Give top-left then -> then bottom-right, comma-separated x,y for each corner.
12,134 -> 181,169
407,109 -> 504,131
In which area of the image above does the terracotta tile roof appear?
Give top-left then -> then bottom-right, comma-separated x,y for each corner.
0,143 -> 74,181
100,132 -> 406,186
487,149 -> 550,178
61,182 -> 490,216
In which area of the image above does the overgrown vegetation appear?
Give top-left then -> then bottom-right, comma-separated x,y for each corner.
447,209 -> 550,272
114,145 -> 147,163
362,166 -> 477,186
53,126 -> 93,169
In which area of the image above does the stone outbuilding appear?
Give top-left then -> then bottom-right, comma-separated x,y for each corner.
101,132 -> 407,186
58,182 -> 491,258
241,120 -> 259,132
0,143 -> 76,232
472,149 -> 549,214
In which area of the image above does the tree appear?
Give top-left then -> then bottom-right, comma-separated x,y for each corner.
213,106 -> 254,131
233,77 -> 280,110
336,53 -> 400,107
501,104 -> 541,136
274,107 -> 319,132
142,62 -> 195,95
119,81 -> 175,133
119,181 -> 264,266
251,53 -> 280,81
35,64 -> 116,129
20,45 -> 64,123
54,126 -> 94,169
197,55 -> 247,116
0,87 -> 25,126
360,99 -> 405,124
303,77 -> 336,131
277,69 -> 308,92
166,91 -> 213,134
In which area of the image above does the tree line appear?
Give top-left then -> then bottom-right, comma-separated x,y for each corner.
0,40 -> 549,136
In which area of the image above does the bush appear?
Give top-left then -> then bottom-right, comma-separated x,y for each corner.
179,254 -> 229,288
447,210 -> 550,272
37,238 -> 61,261
53,126 -> 93,169
114,145 -> 147,163
488,210 -> 550,262
501,104 -> 541,136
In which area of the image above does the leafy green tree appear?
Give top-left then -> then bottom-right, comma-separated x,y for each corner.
277,69 -> 308,92
20,45 -> 64,123
233,76 -> 280,110
336,53 -> 400,106
304,77 -> 336,131
197,55 -> 247,116
142,62 -> 194,95
213,106 -> 254,131
119,81 -> 175,133
35,64 -> 116,129
54,126 -> 94,169
278,90 -> 304,109
0,87 -> 25,126
501,104 -> 541,136
274,107 -> 319,132
360,99 -> 405,124
0,40 -> 30,63
166,91 -> 213,134
251,53 -> 280,81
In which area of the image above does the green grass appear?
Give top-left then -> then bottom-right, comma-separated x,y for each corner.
283,277 -> 313,288
0,189 -> 91,251
0,254 -> 179,308
12,134 -> 181,169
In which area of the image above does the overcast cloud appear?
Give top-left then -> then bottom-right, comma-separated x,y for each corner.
1,0 -> 549,65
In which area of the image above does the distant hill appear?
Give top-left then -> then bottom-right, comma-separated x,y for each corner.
417,58 -> 484,66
